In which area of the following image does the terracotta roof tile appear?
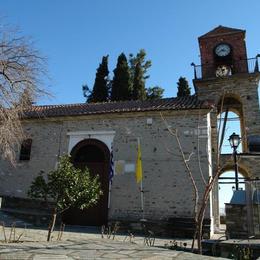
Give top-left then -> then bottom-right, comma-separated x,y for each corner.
22,96 -> 213,119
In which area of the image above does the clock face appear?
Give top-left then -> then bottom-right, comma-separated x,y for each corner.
216,65 -> 230,77
215,44 -> 231,57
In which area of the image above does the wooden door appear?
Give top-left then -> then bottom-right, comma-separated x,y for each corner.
62,139 -> 110,226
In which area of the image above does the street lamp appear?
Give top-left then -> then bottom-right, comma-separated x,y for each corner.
228,132 -> 241,190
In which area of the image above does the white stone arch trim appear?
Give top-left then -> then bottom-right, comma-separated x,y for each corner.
67,130 -> 115,153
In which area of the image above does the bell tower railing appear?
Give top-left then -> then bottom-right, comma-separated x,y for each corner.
191,55 -> 260,80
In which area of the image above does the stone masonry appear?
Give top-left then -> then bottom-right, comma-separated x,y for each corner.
0,109 -> 213,227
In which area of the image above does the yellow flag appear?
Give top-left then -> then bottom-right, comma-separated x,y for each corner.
135,141 -> 143,183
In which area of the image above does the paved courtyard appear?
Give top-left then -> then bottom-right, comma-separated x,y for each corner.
0,222 -> 228,260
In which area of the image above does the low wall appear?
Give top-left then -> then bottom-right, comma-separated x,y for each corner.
109,217 -> 211,238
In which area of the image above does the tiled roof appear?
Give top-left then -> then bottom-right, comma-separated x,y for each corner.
199,25 -> 245,39
22,96 -> 213,119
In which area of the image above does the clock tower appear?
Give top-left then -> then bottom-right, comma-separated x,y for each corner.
197,26 -> 249,78
193,25 -> 260,148
193,26 -> 260,234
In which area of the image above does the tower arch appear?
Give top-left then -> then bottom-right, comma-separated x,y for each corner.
217,93 -> 246,153
217,93 -> 243,116
219,163 -> 251,179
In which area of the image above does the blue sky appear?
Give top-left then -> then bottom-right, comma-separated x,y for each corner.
1,0 -> 260,105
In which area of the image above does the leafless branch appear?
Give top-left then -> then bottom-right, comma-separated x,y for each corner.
0,21 -> 50,164
160,107 -> 234,254
185,152 -> 194,163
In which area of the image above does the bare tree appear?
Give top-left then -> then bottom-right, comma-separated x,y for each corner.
0,22 -> 48,163
160,102 -> 230,254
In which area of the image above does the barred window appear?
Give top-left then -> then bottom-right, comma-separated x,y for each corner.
19,139 -> 32,161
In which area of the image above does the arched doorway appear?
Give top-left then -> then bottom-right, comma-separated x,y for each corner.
62,139 -> 110,226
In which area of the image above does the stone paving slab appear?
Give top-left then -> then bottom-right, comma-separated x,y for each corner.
0,211 -> 249,259
0,229 -> 228,260
0,240 -> 227,260
0,224 -> 230,259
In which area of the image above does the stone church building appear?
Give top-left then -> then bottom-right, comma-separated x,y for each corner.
0,26 -> 260,236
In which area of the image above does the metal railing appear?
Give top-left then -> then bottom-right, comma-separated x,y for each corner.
191,55 -> 260,80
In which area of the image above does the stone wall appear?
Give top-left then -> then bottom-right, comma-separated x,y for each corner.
226,203 -> 260,239
194,73 -> 260,139
225,203 -> 248,238
0,109 -> 212,223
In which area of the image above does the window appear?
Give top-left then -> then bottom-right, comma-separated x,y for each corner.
19,139 -> 32,161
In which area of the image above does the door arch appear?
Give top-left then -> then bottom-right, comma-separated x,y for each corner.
62,138 -> 110,226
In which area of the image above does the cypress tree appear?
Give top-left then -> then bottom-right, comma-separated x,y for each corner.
129,49 -> 151,101
146,86 -> 164,100
111,53 -> 131,101
177,77 -> 191,97
132,62 -> 146,100
88,55 -> 109,103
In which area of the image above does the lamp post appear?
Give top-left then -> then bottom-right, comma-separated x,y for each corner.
228,132 -> 241,190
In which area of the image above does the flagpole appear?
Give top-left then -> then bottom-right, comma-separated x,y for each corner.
108,181 -> 112,209
108,144 -> 114,210
137,138 -> 145,220
140,177 -> 145,220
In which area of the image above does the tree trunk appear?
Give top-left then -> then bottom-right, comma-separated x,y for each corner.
196,189 -> 209,254
191,227 -> 197,251
47,208 -> 57,242
197,217 -> 203,254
